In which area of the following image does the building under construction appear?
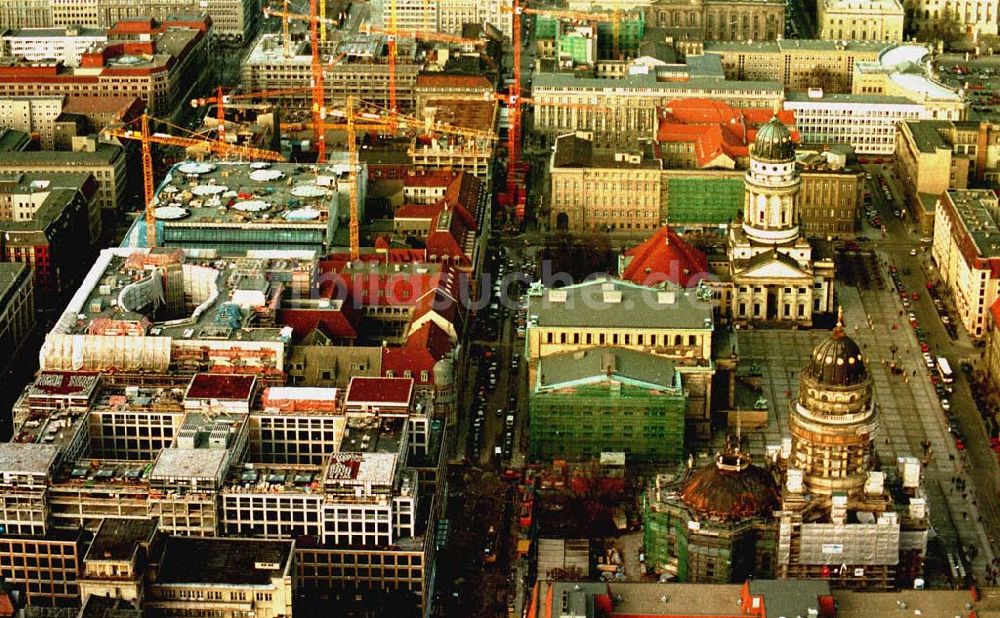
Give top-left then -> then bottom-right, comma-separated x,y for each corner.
528,348 -> 687,464
240,32 -> 422,112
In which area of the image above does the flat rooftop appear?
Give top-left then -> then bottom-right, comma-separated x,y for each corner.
151,161 -> 338,229
704,39 -> 888,54
0,262 -> 29,305
345,377 -> 413,408
784,91 -> 919,106
86,518 -> 157,562
185,373 -> 257,401
56,247 -> 309,344
325,451 -> 397,487
156,537 -> 292,586
0,442 -> 60,477
150,447 -> 229,482
946,189 -> 1000,259
526,277 -> 714,331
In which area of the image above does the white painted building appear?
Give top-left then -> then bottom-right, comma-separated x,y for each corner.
932,189 -> 1000,339
904,0 -> 998,39
783,91 -> 923,155
0,25 -> 106,67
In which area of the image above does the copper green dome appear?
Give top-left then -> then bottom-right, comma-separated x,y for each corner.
753,116 -> 796,162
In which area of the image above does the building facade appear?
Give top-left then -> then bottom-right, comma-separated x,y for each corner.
531,69 -> 784,151
705,39 -> 888,94
904,0 -> 998,39
529,348 -> 687,463
0,18 -> 211,120
817,0 -> 905,42
783,92 -> 923,155
644,0 -> 785,42
0,262 -> 34,370
524,277 -> 715,433
0,141 -> 127,215
931,189 -> 1000,339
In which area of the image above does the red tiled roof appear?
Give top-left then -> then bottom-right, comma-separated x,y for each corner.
621,226 -> 709,288
185,373 -> 256,400
991,296 -> 1000,327
278,301 -> 360,340
656,99 -> 798,168
381,323 -> 453,383
345,376 -> 413,405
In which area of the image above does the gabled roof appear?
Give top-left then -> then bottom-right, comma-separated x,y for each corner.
737,249 -> 811,279
622,226 -> 709,288
381,322 -> 453,381
990,296 -> 1000,327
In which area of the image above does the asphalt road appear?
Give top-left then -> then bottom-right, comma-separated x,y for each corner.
866,163 -> 1000,576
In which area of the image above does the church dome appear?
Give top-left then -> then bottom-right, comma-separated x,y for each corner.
679,450 -> 780,520
804,314 -> 867,387
752,116 -> 796,162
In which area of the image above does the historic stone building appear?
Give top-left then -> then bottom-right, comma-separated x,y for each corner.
726,117 -> 835,326
644,0 -> 785,42
775,315 -> 929,588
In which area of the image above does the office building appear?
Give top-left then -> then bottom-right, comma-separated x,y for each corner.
122,160 -> 365,255
931,189 -> 1000,339
0,262 -> 34,370
241,33 -> 422,112
705,39 -> 888,94
0,17 -> 211,120
817,0 -> 905,41
0,140 -> 127,215
895,119 -> 992,233
0,172 -> 100,297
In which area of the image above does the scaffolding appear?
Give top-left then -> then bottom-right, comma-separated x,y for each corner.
528,384 -> 686,463
666,177 -> 743,226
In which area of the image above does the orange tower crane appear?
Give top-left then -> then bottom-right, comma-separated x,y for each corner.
357,22 -> 482,115
263,0 -> 328,162
191,86 -> 312,142
103,113 -> 284,248
499,0 -> 619,220
304,98 -> 496,259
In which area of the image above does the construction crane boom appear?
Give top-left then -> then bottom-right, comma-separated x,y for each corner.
103,113 -> 284,248
191,86 -> 312,142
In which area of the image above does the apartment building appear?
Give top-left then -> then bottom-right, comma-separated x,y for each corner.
644,0 -> 785,42
0,263 -> 34,371
0,17 -> 211,120
0,140 -> 127,215
705,39 -> 888,94
932,189 -> 1000,339
895,119 -> 987,233
817,0 -> 905,41
438,0 -> 512,40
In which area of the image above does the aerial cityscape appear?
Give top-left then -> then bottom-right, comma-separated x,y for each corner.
0,0 -> 999,616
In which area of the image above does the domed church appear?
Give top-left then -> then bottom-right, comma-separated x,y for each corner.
774,311 -> 929,589
643,315 -> 929,588
726,116 -> 835,326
